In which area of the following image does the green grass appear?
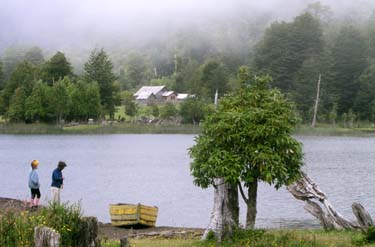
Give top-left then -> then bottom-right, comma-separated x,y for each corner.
100,229 -> 375,247
0,123 -> 201,134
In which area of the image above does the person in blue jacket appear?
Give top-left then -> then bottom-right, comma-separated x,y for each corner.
28,159 -> 41,209
50,161 -> 67,204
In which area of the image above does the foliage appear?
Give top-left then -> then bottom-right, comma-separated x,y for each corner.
0,202 -> 83,247
159,102 -> 177,119
190,75 -> 303,188
7,87 -> 27,122
179,97 -> 206,124
42,51 -> 73,85
84,48 -> 117,118
253,13 -> 324,93
122,91 -> 137,117
24,46 -> 44,66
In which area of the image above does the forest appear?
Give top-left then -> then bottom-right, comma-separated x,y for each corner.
1,1 -> 375,125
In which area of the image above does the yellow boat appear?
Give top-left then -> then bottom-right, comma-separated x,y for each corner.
109,203 -> 158,227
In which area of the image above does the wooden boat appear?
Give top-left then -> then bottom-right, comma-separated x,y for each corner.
109,203 -> 158,227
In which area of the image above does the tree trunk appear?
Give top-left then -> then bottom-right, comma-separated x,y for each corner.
202,178 -> 239,241
287,172 -> 373,230
34,226 -> 60,247
246,180 -> 258,229
311,74 -> 321,128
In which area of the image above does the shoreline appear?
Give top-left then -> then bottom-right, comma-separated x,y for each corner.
0,197 -> 204,240
2,122 -> 375,136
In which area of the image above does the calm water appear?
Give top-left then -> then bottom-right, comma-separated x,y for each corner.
1,134 -> 375,228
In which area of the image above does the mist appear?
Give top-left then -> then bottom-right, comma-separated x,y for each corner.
1,0 -> 375,65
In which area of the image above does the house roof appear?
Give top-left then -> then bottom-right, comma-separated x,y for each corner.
134,86 -> 167,97
162,91 -> 176,97
136,92 -> 156,100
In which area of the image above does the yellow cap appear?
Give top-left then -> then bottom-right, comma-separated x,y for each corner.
31,160 -> 39,166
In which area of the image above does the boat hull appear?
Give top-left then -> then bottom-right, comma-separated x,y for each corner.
109,203 -> 158,227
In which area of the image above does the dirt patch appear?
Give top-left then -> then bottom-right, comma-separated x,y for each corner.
0,197 -> 204,240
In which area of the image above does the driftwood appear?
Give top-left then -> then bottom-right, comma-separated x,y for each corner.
34,226 -> 60,247
287,172 -> 373,230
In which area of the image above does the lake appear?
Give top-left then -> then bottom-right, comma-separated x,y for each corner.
1,134 -> 374,228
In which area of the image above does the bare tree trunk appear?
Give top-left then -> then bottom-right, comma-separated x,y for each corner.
287,172 -> 374,230
202,178 -> 239,241
242,180 -> 257,229
34,226 -> 60,247
311,74 -> 321,128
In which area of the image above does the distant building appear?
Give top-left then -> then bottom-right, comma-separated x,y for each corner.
134,86 -> 168,105
134,86 -> 189,105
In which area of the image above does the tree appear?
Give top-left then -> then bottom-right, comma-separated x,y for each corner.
2,61 -> 37,114
190,70 -> 304,233
24,46 -> 44,65
179,97 -> 206,124
84,48 -> 117,119
24,80 -> 49,122
159,102 -> 177,119
2,46 -> 25,80
42,51 -> 73,85
0,59 -> 4,90
51,77 -> 71,124
7,87 -> 27,122
253,13 -> 324,92
123,91 -> 137,117
329,26 -> 367,115
353,61 -> 375,120
123,52 -> 151,89
197,59 -> 228,100
85,81 -> 102,120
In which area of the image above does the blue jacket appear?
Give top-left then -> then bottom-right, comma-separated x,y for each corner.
51,168 -> 63,188
29,169 -> 40,189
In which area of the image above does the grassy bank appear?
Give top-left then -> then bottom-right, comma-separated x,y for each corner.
0,123 -> 201,135
2,122 -> 375,136
101,229 -> 375,247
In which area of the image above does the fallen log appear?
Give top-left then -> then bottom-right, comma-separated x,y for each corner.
287,172 -> 373,230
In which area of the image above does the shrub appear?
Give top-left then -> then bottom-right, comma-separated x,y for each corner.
0,202 -> 83,247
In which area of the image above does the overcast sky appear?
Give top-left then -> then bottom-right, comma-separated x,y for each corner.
1,0 -> 375,52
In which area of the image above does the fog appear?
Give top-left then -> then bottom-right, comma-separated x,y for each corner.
1,0 -> 375,55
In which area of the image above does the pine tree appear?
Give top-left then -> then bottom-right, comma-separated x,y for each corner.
84,48 -> 117,119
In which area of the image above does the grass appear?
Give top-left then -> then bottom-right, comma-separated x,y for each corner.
0,123 -> 201,135
100,229 -> 375,247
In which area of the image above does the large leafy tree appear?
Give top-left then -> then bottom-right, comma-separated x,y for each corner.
51,77 -> 71,124
42,51 -> 73,85
190,68 -> 304,230
24,80 -> 49,122
84,48 -> 117,119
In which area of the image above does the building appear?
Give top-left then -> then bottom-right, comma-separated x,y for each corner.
134,86 -> 189,105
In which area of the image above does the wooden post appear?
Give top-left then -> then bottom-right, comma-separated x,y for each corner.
78,217 -> 100,247
34,226 -> 60,247
120,237 -> 130,247
311,74 -> 321,128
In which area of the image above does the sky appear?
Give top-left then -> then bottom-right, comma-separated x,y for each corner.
1,0 -> 375,52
